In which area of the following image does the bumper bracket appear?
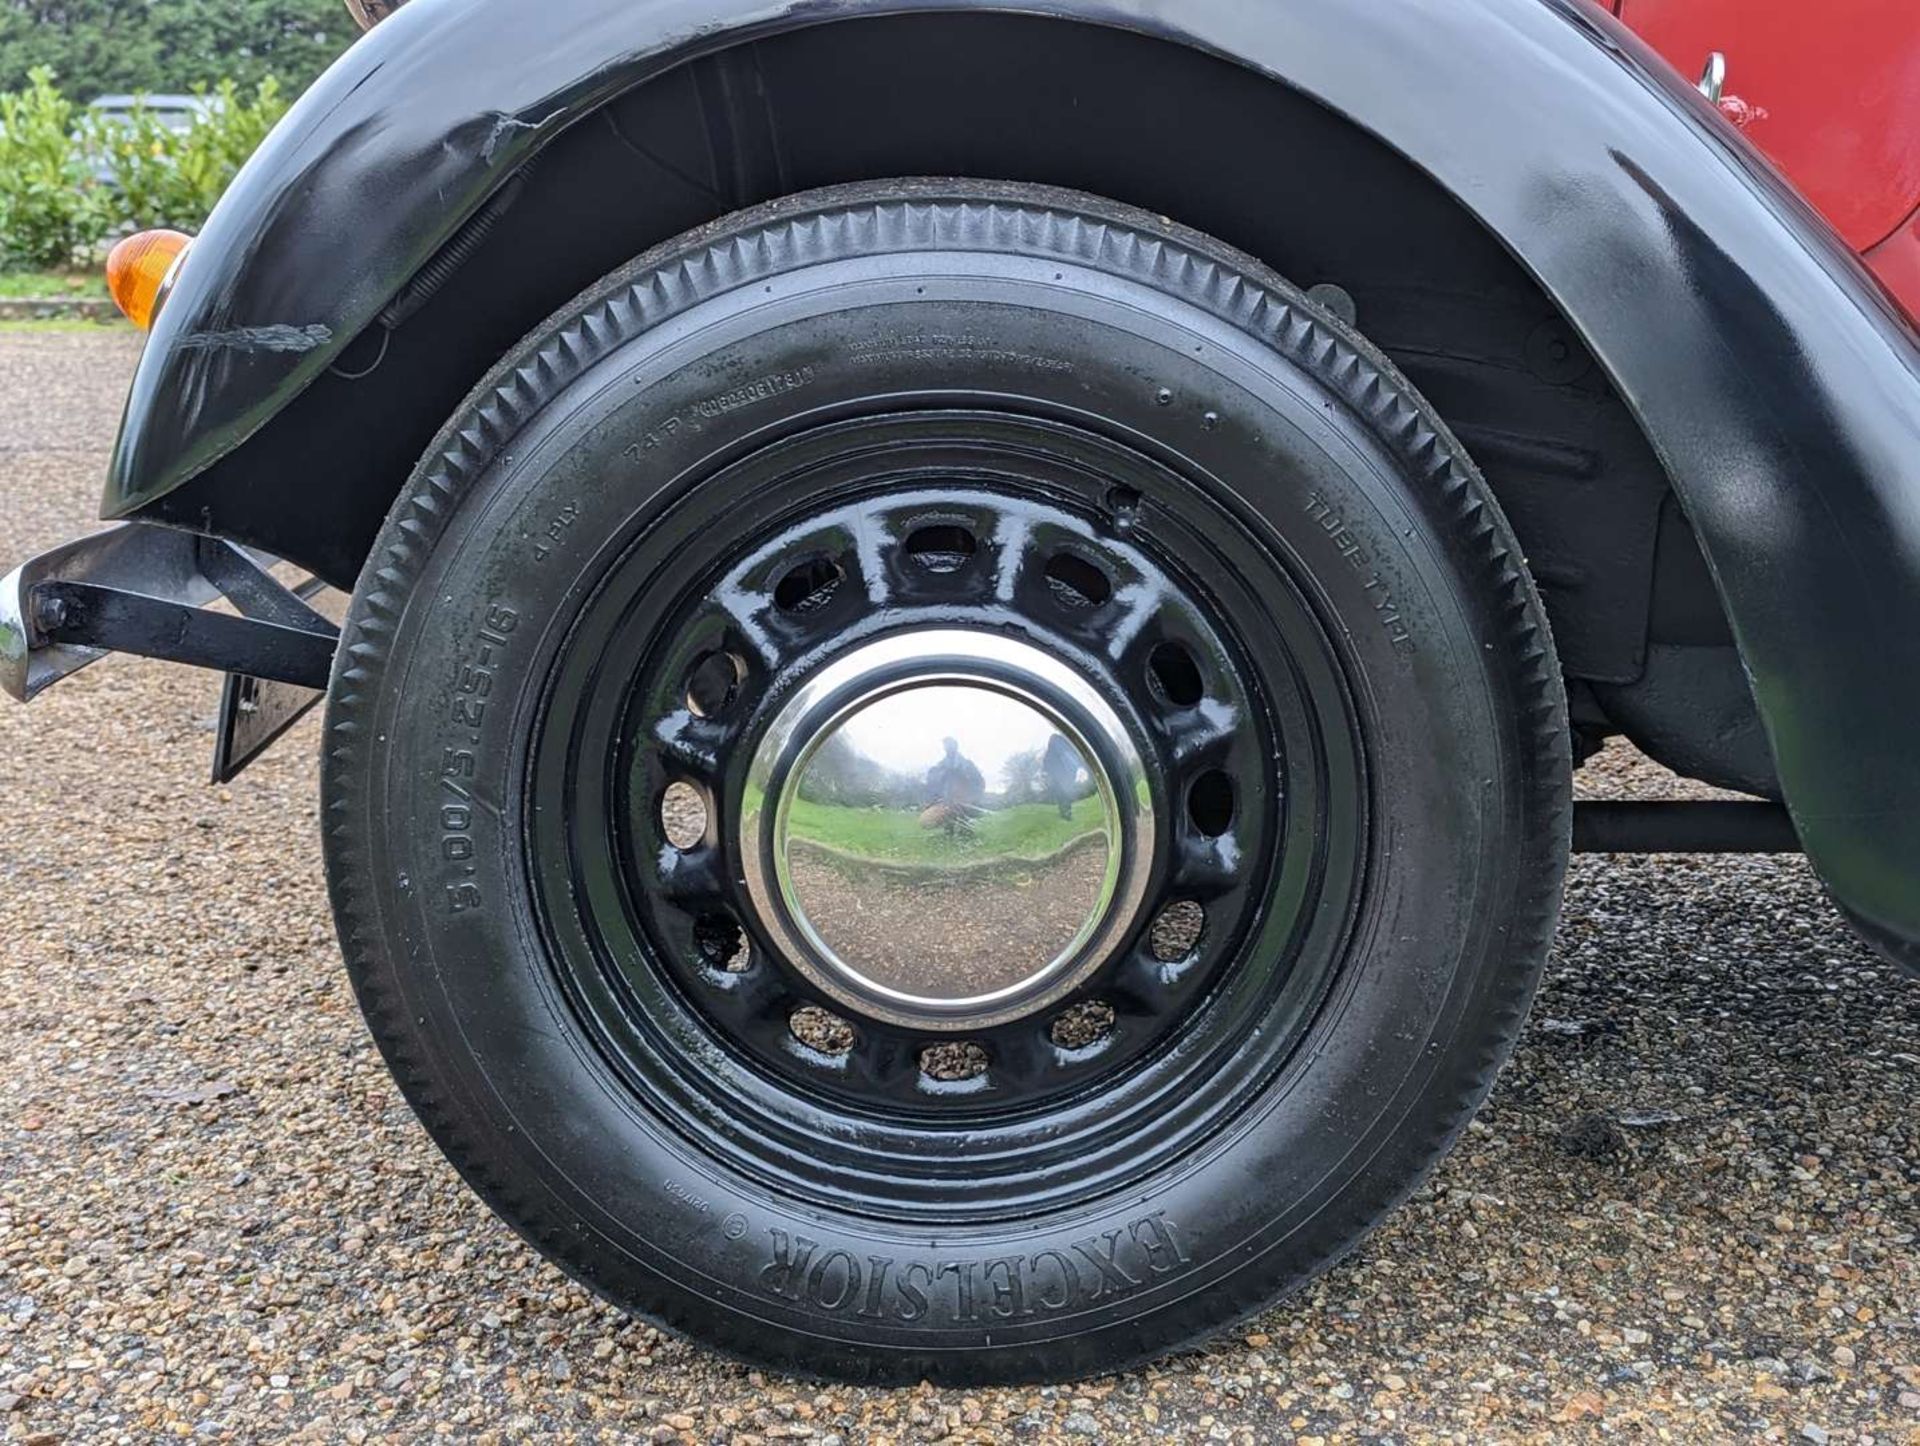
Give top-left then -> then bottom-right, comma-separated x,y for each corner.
2,523 -> 337,703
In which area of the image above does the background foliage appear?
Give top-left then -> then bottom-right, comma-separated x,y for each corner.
0,1 -> 349,270
0,0 -> 353,101
90,76 -> 288,232
0,65 -> 291,267
0,69 -> 109,268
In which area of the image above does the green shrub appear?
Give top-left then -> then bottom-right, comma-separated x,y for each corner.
0,68 -> 110,268
86,78 -> 288,232
0,68 -> 286,267
0,0 -> 354,108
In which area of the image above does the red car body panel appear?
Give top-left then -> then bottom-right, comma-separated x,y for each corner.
1619,0 -> 1920,313
1864,209 -> 1920,310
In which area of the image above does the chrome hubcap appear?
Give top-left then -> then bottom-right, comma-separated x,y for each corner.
742,631 -> 1152,1030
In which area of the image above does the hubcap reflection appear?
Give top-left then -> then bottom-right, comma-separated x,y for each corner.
741,632 -> 1152,1031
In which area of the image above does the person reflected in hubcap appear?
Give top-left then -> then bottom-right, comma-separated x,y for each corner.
922,736 -> 986,839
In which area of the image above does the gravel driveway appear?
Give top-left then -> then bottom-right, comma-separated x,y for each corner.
0,329 -> 1915,1444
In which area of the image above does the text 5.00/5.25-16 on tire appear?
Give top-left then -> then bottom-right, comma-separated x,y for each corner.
321,180 -> 1571,1383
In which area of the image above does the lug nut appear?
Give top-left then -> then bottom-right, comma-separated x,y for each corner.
33,592 -> 68,631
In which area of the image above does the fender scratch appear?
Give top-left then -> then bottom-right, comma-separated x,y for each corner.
177,323 -> 334,354
480,111 -> 550,164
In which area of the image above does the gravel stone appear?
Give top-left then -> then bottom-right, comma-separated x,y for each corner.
790,1005 -> 855,1055
1147,899 -> 1204,962
1555,1111 -> 1625,1160
919,1040 -> 989,1081
1,331 -> 1914,1442
1049,1000 -> 1115,1050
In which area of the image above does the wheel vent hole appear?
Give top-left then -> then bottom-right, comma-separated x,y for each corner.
1148,642 -> 1204,707
774,556 -> 844,615
693,913 -> 750,973
1188,770 -> 1235,838
790,1005 -> 854,1055
1050,1000 -> 1115,1050
919,1041 -> 989,1081
904,524 -> 977,574
1043,552 -> 1112,610
1149,900 -> 1206,962
660,780 -> 708,850
685,649 -> 745,719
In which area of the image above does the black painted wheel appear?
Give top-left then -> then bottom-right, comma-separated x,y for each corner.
323,180 -> 1570,1383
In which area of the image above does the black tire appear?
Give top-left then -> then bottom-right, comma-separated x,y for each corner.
323,179 -> 1570,1383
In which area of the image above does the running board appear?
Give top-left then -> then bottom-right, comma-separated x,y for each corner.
1572,801 -> 1800,854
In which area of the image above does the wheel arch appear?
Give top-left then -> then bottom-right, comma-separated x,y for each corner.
119,10 -> 1691,687
110,0 -> 1920,955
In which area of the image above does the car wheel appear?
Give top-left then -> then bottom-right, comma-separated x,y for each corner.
322,179 -> 1570,1383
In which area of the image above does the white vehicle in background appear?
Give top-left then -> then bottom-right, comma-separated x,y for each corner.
83,94 -> 216,182
87,94 -> 217,130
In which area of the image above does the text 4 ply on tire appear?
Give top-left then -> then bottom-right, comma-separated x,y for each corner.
323,180 -> 1571,1383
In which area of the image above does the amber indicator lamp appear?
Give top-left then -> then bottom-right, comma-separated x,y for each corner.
105,230 -> 193,330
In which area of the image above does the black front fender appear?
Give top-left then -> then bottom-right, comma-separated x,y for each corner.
103,0 -> 1920,954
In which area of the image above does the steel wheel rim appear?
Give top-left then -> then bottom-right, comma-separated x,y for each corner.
523,407 -> 1370,1220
